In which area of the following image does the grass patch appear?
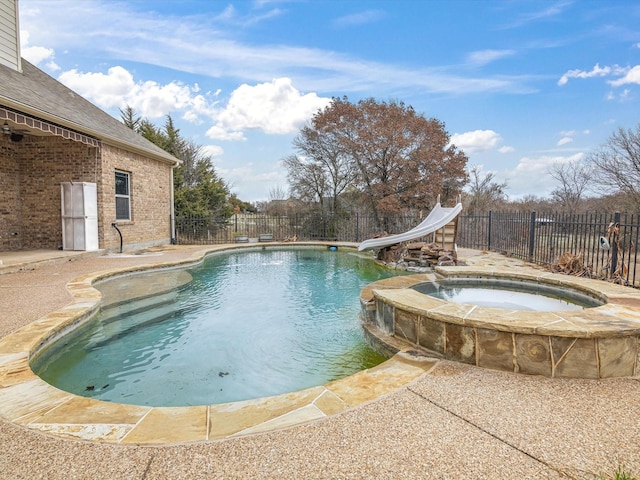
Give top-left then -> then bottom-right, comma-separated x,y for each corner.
602,466 -> 638,480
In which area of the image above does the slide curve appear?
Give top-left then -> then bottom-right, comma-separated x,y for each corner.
357,201 -> 462,251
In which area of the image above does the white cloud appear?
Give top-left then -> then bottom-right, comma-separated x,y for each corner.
609,65 -> 640,87
559,63 -> 640,88
557,137 -> 573,146
558,63 -> 611,86
498,146 -> 515,153
467,49 -> 515,66
606,88 -> 634,102
450,130 -> 502,154
515,152 -> 584,174
505,152 -> 585,197
21,45 -> 56,67
206,78 -> 331,141
18,0 -> 535,97
20,29 -> 59,70
219,164 -> 287,201
56,66 -> 219,120
202,145 -> 224,158
333,10 -> 385,28
205,126 -> 247,141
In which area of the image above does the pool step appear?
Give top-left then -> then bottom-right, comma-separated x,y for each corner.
86,291 -> 178,349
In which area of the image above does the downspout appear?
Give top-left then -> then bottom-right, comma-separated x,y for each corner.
111,222 -> 123,253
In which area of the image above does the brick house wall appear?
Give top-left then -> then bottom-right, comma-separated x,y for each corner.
0,134 -> 174,251
0,136 -> 22,249
99,144 -> 173,250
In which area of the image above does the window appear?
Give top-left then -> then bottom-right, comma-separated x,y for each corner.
115,171 -> 131,221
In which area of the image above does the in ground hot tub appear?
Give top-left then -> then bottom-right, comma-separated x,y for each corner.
410,277 -> 604,311
360,266 -> 640,378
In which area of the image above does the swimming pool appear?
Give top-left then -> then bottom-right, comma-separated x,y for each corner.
32,247 -> 403,407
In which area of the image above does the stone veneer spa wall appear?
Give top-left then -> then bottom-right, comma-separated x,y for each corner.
360,266 -> 640,378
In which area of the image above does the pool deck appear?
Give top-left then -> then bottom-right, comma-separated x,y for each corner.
1,245 -> 640,479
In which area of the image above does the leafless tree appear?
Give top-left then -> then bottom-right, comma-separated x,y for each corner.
464,166 -> 508,214
547,159 -> 591,212
588,124 -> 640,208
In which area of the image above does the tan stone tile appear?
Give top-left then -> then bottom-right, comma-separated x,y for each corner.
313,388 -> 349,416
209,387 -> 324,439
476,328 -> 515,372
552,337 -> 598,378
235,404 -> 325,436
429,302 -> 475,325
606,295 -> 640,308
0,379 -> 73,422
326,359 -> 424,407
570,306 -> 640,336
29,422 -> 133,443
0,352 -> 38,387
35,395 -> 150,424
515,334 -> 552,376
65,285 -> 102,300
374,288 -> 447,313
598,336 -> 637,378
534,315 -> 591,337
0,323 -> 54,354
121,406 -> 208,444
470,310 -> 543,335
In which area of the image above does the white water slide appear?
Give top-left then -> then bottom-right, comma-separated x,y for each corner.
357,199 -> 463,251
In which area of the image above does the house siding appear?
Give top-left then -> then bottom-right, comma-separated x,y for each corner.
0,0 -> 21,72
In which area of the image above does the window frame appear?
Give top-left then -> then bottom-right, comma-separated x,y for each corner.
115,170 -> 131,221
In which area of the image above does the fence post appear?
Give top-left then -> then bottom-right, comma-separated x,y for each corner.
610,211 -> 620,278
355,213 -> 360,242
528,211 -> 537,262
234,213 -> 238,233
487,211 -> 492,251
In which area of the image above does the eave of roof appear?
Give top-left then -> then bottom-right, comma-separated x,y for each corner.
0,60 -> 180,166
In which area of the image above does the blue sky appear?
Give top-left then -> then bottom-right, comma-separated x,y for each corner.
17,0 -> 640,202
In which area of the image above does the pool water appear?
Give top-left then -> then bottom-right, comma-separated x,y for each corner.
32,248 -> 403,407
412,278 -> 603,311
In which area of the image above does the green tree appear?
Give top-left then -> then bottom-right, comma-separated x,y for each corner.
119,106 -> 232,220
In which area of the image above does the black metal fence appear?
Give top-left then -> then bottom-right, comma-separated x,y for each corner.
175,209 -> 640,286
457,211 -> 640,286
174,211 -> 423,245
